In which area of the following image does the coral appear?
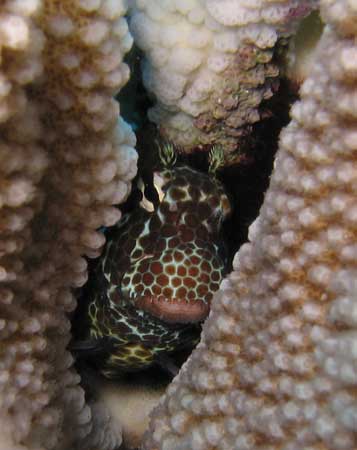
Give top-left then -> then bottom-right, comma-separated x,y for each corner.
128,0 -> 317,161
1,0 -> 356,449
143,0 -> 357,448
0,1 -> 137,449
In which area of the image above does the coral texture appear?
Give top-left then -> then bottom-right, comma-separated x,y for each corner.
143,0 -> 357,448
0,1 -> 137,449
129,0 -> 317,160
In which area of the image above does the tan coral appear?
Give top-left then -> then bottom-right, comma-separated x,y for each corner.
143,0 -> 357,448
0,1 -> 137,449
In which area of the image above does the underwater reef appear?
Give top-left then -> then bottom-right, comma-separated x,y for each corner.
0,0 -> 356,450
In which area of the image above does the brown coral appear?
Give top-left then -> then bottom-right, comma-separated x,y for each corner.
0,1 -> 137,449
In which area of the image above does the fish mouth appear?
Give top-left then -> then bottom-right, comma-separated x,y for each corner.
135,295 -> 210,324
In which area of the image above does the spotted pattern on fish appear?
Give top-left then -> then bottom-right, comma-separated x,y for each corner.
85,165 -> 231,377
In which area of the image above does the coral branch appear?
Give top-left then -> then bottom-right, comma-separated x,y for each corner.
129,0 -> 317,160
143,0 -> 357,448
0,1 -> 137,449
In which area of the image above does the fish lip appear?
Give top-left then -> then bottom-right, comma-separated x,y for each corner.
135,295 -> 210,324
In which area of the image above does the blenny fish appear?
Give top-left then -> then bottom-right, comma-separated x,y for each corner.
79,145 -> 231,378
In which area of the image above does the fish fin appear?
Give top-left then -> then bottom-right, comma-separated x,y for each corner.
155,354 -> 179,377
68,337 -> 109,356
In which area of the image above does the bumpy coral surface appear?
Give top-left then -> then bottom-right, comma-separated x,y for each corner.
84,163 -> 231,376
0,1 -> 137,449
143,0 -> 357,448
129,0 -> 317,160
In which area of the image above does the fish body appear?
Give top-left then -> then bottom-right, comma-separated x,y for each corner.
84,165 -> 231,377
